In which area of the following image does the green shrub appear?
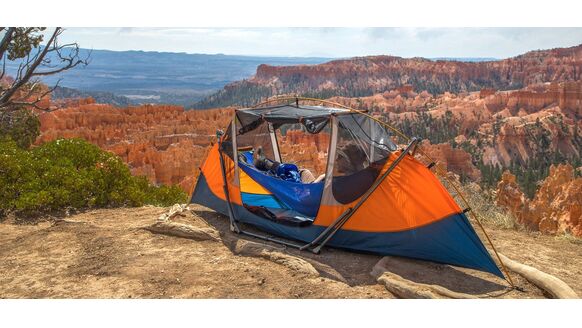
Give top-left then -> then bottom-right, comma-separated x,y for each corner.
0,109 -> 41,149
0,138 -> 187,217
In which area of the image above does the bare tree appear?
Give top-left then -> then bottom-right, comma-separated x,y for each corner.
0,27 -> 89,112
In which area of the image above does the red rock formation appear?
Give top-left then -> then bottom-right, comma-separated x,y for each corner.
496,165 -> 582,236
418,140 -> 481,181
479,88 -> 496,98
529,164 -> 582,236
37,102 -> 233,192
496,171 -> 529,224
484,82 -> 582,116
277,130 -> 330,176
329,87 -> 434,114
210,44 -> 582,106
329,82 -> 581,169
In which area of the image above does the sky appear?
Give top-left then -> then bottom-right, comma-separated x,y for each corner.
58,27 -> 582,59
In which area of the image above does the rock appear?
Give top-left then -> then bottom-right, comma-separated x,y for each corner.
496,164 -> 582,236
419,140 -> 481,181
495,171 -> 529,224
479,88 -> 496,98
529,164 -> 582,236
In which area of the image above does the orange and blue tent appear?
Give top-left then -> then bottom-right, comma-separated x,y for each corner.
191,98 -> 505,279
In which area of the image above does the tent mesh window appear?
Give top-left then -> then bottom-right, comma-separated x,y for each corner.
332,114 -> 397,204
276,123 -> 331,178
236,119 -> 276,161
220,122 -> 234,159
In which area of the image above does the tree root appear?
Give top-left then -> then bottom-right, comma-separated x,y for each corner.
145,221 -> 220,242
145,204 -> 220,242
233,239 -> 319,277
371,254 -> 579,299
156,204 -> 188,222
498,253 -> 578,299
371,257 -> 485,299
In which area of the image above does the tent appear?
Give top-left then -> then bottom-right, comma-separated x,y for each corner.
191,97 -> 508,280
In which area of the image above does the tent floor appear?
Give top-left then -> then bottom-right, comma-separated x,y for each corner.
243,204 -> 315,227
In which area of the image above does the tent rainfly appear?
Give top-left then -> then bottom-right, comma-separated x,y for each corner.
191,97 -> 509,281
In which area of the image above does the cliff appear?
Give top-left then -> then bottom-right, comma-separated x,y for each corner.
478,82 -> 581,167
196,44 -> 582,108
496,164 -> 582,236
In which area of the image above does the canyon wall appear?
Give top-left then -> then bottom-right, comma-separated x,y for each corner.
197,44 -> 582,108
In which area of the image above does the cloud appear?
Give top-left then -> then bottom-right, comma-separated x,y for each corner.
59,27 -> 582,59
118,27 -> 133,34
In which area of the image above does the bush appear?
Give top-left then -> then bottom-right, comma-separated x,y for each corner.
0,138 -> 187,217
0,109 -> 41,149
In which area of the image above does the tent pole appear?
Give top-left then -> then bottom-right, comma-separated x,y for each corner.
216,130 -> 241,234
312,138 -> 420,254
310,211 -> 353,254
298,207 -> 352,251
240,230 -> 304,249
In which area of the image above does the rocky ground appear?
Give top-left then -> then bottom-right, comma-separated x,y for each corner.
0,205 -> 580,299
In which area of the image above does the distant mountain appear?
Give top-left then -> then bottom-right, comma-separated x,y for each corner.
51,86 -> 132,107
4,49 -> 331,106
430,57 -> 497,62
194,44 -> 582,108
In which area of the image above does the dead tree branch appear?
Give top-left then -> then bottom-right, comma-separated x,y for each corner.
0,27 -> 89,112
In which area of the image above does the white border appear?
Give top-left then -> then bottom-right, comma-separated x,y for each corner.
1,0 -> 582,26
2,299 -> 579,328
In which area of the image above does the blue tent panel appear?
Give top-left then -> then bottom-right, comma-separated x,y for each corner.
240,192 -> 288,209
238,162 -> 324,218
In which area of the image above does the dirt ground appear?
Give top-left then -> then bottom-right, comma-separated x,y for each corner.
0,205 -> 580,299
